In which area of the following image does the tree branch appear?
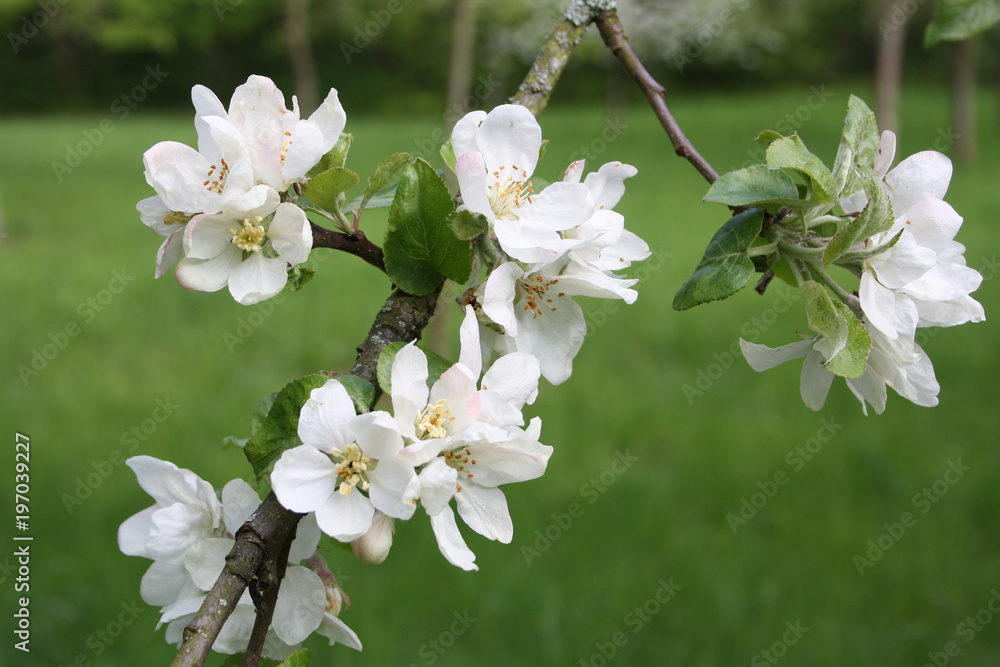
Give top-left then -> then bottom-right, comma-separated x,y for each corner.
311,222 -> 386,273
595,10 -> 720,184
241,522 -> 297,667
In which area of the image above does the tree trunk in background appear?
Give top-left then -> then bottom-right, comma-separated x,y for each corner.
285,0 -> 318,115
875,0 -> 907,134
952,38 -> 976,164
445,0 -> 478,130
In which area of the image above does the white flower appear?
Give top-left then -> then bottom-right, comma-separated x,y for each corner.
174,189 -> 312,305
851,131 -> 985,340
271,379 -> 419,542
350,511 -> 395,565
452,104 -> 594,263
193,74 -> 347,191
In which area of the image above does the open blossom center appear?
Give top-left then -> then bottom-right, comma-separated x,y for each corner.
443,445 -> 478,492
202,159 -> 230,194
517,274 -> 561,318
487,165 -> 534,220
329,443 -> 371,496
415,399 -> 454,440
230,216 -> 266,252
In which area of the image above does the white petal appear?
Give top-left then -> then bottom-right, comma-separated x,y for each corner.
562,159 -> 585,183
298,380 -> 357,452
352,410 -> 403,460
185,214 -> 238,260
458,304 -> 483,379
118,506 -> 156,558
228,253 -> 288,305
874,130 -> 896,179
213,604 -> 256,654
455,484 -> 513,542
897,197 -> 963,249
885,151 -> 952,212
317,612 -> 363,650
390,343 -> 430,439
860,271 -> 899,339
482,262 -> 523,334
155,232 -> 185,279
184,537 -> 232,591
268,202 -> 312,265
476,104 -> 542,177
271,445 -> 339,514
147,503 -> 212,562
283,119 -> 326,183
140,560 -> 189,606
582,161 -> 637,210
315,489 -> 374,542
903,262 -> 983,301
369,458 -> 419,520
419,459 -> 458,515
481,352 -> 540,409
464,437 -> 551,487
125,455 -> 202,507
221,479 -> 261,535
272,566 -> 326,645
799,348 -> 835,411
288,512 -> 322,564
430,508 -> 478,571
514,296 -> 586,385
451,109 -> 488,158
455,152 -> 495,221
516,181 -> 596,231
175,248 -> 243,293
738,338 -> 813,371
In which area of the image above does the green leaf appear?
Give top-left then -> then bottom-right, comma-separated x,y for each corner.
220,654 -> 282,667
673,209 -> 764,310
446,209 -> 489,241
243,373 -> 373,481
376,341 -> 455,395
276,648 -> 312,667
925,0 -> 1000,46
384,158 -> 470,295
766,134 -> 837,203
359,152 -> 412,215
824,172 -> 894,264
824,302 -> 872,378
301,167 -> 360,213
344,181 -> 399,213
756,130 -> 783,149
306,133 -> 353,178
703,165 -> 801,207
801,281 -> 848,361
285,266 -> 315,292
440,140 -> 457,172
831,95 -> 879,198
834,229 -> 904,266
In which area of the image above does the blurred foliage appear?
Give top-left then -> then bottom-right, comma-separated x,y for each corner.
2,0 -> 997,115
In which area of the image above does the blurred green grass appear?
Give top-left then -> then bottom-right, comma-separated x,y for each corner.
2,83 -> 999,666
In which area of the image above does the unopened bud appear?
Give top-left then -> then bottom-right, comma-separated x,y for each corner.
350,511 -> 395,565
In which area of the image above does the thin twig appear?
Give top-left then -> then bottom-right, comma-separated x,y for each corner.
311,222 -> 386,273
241,522 -> 298,667
595,11 -> 720,184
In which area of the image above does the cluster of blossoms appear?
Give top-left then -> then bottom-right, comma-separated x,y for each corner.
138,75 -> 345,304
740,129 -> 985,414
125,77 -> 651,659
118,456 -> 361,659
452,104 -> 651,384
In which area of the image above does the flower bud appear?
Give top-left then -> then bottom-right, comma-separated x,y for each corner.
350,511 -> 395,565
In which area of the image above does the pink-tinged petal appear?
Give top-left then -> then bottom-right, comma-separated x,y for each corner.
455,152 -> 495,222
391,342 -> 430,437
288,512 -> 322,564
232,75 -> 288,125
739,338 -> 813,371
184,537 -> 232,590
458,305 -> 483,379
563,159 -> 585,183
271,445 -> 339,513
582,161 -> 637,210
455,484 -> 512,542
481,352 -> 539,409
185,214 -> 238,259
799,349 -> 835,411
513,294 -> 586,385
476,104 -> 542,177
369,458 -> 419,520
298,380 -> 357,451
318,612 -> 363,650
451,110 -> 488,158
175,248 -> 242,293
140,560 -> 188,606
155,232 -> 185,279
228,253 -> 288,305
118,506 -> 156,557
316,489 -> 374,542
352,410 -> 403,460
268,202 -> 312,265
430,507 -> 478,571
221,479 -> 260,535
885,151 -> 952,212
874,130 -> 896,179
898,197 -> 963,249
419,459 -> 458,515
482,261 -> 523,334
860,271 -> 899,339
272,567 -> 325,644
